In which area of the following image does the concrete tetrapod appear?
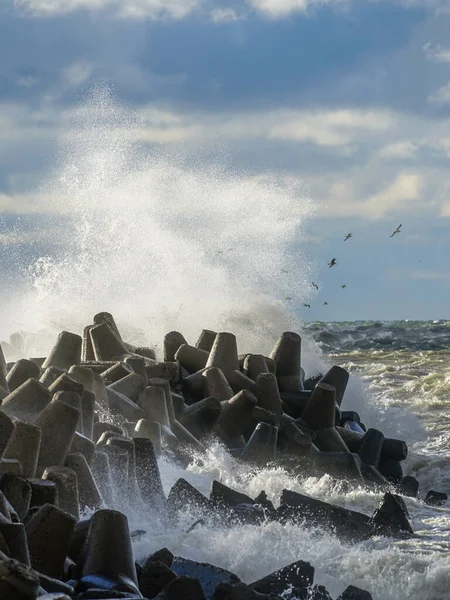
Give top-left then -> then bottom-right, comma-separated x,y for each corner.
181,397 -> 222,441
133,419 -> 162,455
241,422 -> 278,464
42,466 -> 80,520
89,322 -> 130,362
91,450 -> 115,508
253,373 -> 282,425
26,503 -> 76,579
34,396 -> 80,477
270,332 -> 303,392
0,411 -> 14,459
80,509 -> 140,595
201,368 -> 234,402
1,379 -> 51,423
300,383 -> 338,431
134,438 -> 166,511
65,453 -> 103,513
41,331 -> 82,371
3,421 -> 41,478
318,366 -> 350,407
164,331 -> 188,363
196,329 -> 217,352
5,359 -> 40,392
214,390 -> 257,445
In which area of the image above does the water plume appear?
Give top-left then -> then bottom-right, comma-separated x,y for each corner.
1,85 -> 317,359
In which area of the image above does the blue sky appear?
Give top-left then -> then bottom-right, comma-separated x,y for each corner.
1,0 -> 450,323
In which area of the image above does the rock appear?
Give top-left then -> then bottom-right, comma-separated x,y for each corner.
213,582 -> 274,600
210,481 -> 255,509
171,557 -> 240,599
139,560 -> 177,598
154,575 -> 206,600
337,585 -> 373,599
369,492 -> 413,536
167,479 -> 214,519
146,548 -> 174,568
250,560 -> 314,596
309,584 -> 333,599
278,489 -> 373,541
270,332 -> 303,392
318,366 -> 349,407
358,429 -> 385,469
424,490 -> 447,507
397,476 -> 419,498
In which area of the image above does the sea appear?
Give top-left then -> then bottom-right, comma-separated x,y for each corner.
1,89 -> 449,600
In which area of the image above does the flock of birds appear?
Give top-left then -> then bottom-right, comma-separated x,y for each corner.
285,224 -> 403,309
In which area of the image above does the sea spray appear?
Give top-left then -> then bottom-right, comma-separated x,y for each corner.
0,85 -> 318,361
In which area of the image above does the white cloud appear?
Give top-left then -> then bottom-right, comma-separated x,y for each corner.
62,61 -> 93,86
428,81 -> 450,105
441,202 -> 450,216
423,42 -> 450,63
248,0 -> 346,17
15,0 -> 204,19
210,8 -> 243,22
378,140 -> 418,159
407,270 -> 450,280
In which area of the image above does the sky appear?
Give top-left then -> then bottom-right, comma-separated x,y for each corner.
1,0 -> 450,323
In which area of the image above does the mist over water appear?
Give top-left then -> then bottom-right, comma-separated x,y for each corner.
1,86 -> 317,360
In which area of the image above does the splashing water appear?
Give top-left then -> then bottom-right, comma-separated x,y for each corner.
0,86 -> 318,360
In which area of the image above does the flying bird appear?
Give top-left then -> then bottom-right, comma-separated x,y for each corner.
328,258 -> 337,268
311,282 -> 319,290
341,284 -> 346,289
344,233 -> 352,241
302,303 -> 311,308
323,301 -> 328,306
285,296 -> 292,301
390,224 -> 402,238
281,269 -> 289,274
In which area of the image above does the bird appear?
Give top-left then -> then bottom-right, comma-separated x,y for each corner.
344,233 -> 352,241
311,282 -> 319,290
285,296 -> 292,301
302,303 -> 311,308
281,269 -> 288,274
341,284 -> 346,289
328,258 -> 337,268
390,224 -> 402,238
323,301 -> 328,305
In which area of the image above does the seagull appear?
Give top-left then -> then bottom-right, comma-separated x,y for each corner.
302,303 -> 311,308
281,269 -> 289,274
311,282 -> 319,290
344,233 -> 352,241
390,224 -> 402,238
285,296 -> 292,301
341,284 -> 347,289
323,301 -> 328,306
328,258 -> 337,268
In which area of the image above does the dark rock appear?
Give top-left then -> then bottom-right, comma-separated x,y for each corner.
277,489 -> 373,541
358,429 -> 384,468
337,585 -> 373,599
379,459 -> 403,483
424,490 -> 447,507
154,575 -> 206,600
210,481 -> 255,509
138,560 -> 176,598
397,476 -> 419,498
0,557 -> 41,599
369,492 -> 413,536
250,560 -> 314,596
171,557 -> 240,599
167,479 -> 215,519
146,548 -> 174,568
308,584 -> 333,599
339,411 -> 361,425
38,572 -> 75,595
213,582 -> 275,600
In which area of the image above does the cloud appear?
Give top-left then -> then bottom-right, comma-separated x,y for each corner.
378,141 -> 418,159
428,81 -> 450,105
441,202 -> 450,216
423,42 -> 450,63
248,0 -> 346,18
61,61 -> 93,87
210,8 -> 244,22
15,0 -> 204,19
